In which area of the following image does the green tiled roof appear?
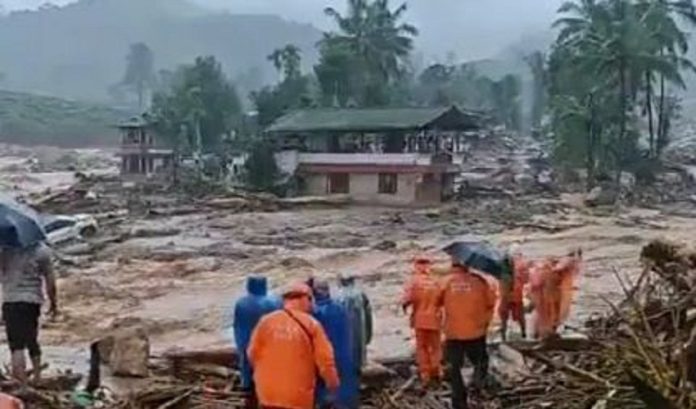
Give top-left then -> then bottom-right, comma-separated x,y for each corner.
266,106 -> 481,133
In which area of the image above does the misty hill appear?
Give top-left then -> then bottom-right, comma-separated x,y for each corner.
0,90 -> 126,147
0,0 -> 322,102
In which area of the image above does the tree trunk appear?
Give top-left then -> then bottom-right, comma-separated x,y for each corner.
645,71 -> 655,158
586,94 -> 596,191
617,59 -> 627,184
657,48 -> 666,157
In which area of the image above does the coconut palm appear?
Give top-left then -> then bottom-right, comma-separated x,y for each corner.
268,44 -> 302,82
321,0 -> 417,105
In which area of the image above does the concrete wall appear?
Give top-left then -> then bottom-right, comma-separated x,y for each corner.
300,172 -> 443,206
304,174 -> 328,196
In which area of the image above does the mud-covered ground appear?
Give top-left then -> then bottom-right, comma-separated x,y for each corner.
39,198 -> 696,361
2,145 -> 696,365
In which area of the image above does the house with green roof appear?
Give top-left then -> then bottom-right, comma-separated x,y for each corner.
266,106 -> 483,205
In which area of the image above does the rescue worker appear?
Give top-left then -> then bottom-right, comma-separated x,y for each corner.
556,249 -> 582,324
498,246 -> 530,340
0,393 -> 22,409
439,262 -> 497,409
401,256 -> 443,386
528,258 -> 557,339
313,280 -> 358,409
335,275 -> 373,371
248,283 -> 339,409
228,276 -> 280,408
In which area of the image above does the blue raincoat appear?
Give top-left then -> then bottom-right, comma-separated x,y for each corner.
336,281 -> 373,370
226,276 -> 280,389
314,293 -> 359,409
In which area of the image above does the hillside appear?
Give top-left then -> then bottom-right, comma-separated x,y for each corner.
0,90 -> 126,147
0,0 -> 322,102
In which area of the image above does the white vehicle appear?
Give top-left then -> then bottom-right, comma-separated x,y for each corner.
43,214 -> 98,246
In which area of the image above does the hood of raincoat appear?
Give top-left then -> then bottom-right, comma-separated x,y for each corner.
246,276 -> 268,296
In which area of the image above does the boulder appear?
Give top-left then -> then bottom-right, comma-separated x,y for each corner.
99,327 -> 150,378
584,185 -> 617,207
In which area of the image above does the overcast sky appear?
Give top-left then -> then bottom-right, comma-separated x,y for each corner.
0,0 -> 564,60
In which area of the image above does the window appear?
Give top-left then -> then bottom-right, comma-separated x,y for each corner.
328,173 -> 350,194
379,173 -> 398,194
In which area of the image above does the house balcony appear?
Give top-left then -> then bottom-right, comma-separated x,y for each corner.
275,151 -> 457,175
297,152 -> 451,166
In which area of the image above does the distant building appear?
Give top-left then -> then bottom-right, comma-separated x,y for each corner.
266,106 -> 482,206
116,116 -> 174,180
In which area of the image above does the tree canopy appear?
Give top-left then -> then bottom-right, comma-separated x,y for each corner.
119,43 -> 156,110
150,56 -> 242,155
315,0 -> 418,107
549,0 -> 696,186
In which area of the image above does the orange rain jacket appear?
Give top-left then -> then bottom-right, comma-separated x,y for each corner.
554,254 -> 582,323
0,394 -> 22,409
248,298 -> 340,409
402,262 -> 442,330
439,266 -> 497,341
499,254 -> 530,323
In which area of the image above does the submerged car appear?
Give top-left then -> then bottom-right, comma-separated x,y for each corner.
43,214 -> 98,246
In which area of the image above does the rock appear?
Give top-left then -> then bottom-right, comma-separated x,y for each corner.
584,185 -> 617,207
514,173 -> 535,191
373,240 -> 397,251
130,226 -> 182,238
658,172 -> 682,185
100,327 -> 150,378
620,173 -> 636,191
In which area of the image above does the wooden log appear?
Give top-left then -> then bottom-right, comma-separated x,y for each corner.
163,347 -> 238,368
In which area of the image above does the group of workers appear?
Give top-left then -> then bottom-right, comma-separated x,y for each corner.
402,247 -> 582,409
228,245 -> 582,409
229,275 -> 372,409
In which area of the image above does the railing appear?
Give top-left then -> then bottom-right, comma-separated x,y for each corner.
296,153 -> 440,166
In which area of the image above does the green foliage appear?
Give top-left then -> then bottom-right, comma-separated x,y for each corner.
252,45 -> 313,127
549,0 -> 696,187
315,0 -> 418,107
414,63 -> 523,131
150,56 -> 242,154
244,139 -> 281,193
268,45 -> 303,82
0,90 -> 125,147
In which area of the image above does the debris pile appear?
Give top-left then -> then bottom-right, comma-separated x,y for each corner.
495,239 -> 696,409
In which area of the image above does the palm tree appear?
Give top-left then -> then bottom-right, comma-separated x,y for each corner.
322,0 -> 417,105
268,44 -> 302,82
525,51 -> 548,130
640,0 -> 696,157
554,0 -> 692,175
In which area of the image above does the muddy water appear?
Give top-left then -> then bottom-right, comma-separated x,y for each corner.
17,206 -> 692,376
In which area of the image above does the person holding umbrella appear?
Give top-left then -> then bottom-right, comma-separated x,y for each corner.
401,255 -> 443,387
0,198 -> 58,383
441,242 -> 500,409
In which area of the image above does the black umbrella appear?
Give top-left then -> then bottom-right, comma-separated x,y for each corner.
0,197 -> 46,249
443,241 -> 512,280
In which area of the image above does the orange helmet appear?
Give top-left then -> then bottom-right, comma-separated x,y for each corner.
282,282 -> 313,299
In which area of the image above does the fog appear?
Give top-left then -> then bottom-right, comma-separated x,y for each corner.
2,0 -> 563,60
